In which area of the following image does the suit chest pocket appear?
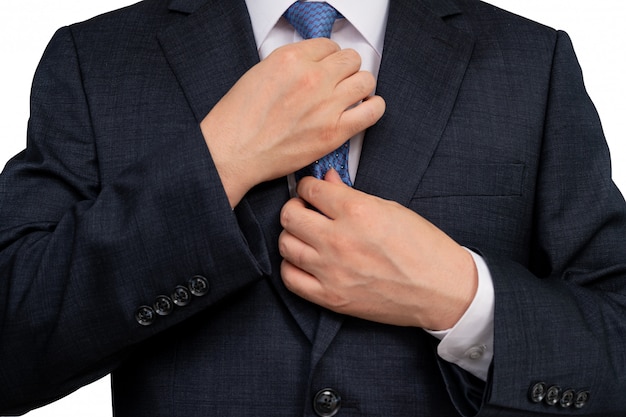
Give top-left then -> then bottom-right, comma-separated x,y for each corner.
412,161 -> 525,199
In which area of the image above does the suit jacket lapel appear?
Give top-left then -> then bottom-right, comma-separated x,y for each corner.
355,0 -> 475,207
158,0 -> 258,123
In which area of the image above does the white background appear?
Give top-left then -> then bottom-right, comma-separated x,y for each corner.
1,1 -> 624,416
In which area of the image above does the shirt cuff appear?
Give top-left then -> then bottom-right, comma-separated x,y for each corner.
425,248 -> 494,381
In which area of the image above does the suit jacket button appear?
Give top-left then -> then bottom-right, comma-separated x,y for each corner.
313,388 -> 341,417
574,391 -> 590,409
529,382 -> 547,403
171,285 -> 191,306
559,389 -> 576,408
135,305 -> 155,326
188,275 -> 209,296
153,295 -> 174,316
544,385 -> 561,406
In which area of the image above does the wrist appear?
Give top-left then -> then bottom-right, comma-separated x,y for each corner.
200,121 -> 254,208
426,246 -> 478,331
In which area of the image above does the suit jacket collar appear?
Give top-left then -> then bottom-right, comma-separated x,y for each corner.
167,0 -> 209,14
421,0 -> 463,18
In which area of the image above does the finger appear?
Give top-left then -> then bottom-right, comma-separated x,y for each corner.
280,195 -> 332,246
337,94 -> 386,138
280,259 -> 326,304
278,229 -> 320,273
321,48 -> 362,81
323,168 -> 344,184
292,37 -> 342,61
296,176 -> 356,220
334,70 -> 377,107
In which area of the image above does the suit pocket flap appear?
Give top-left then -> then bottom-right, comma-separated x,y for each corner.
413,161 -> 525,198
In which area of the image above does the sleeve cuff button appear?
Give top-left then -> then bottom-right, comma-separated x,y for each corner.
135,305 -> 155,326
188,275 -> 209,297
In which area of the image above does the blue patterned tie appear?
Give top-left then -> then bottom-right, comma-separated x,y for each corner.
284,2 -> 352,186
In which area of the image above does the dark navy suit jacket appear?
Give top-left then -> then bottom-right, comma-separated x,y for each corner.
1,0 -> 626,415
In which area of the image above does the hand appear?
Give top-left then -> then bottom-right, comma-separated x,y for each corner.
200,38 -> 385,207
278,170 -> 478,330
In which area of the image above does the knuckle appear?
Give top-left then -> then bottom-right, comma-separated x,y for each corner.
342,198 -> 368,218
277,232 -> 289,257
361,71 -> 377,90
305,178 -> 325,201
361,100 -> 382,124
339,48 -> 361,66
318,129 -> 338,150
275,44 -> 301,65
280,203 -> 292,227
324,290 -> 349,311
293,246 -> 307,267
352,72 -> 376,97
299,68 -> 324,91
332,231 -> 352,251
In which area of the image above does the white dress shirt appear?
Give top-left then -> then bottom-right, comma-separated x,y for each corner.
244,0 -> 494,381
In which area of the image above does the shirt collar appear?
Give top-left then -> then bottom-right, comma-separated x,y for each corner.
244,0 -> 388,55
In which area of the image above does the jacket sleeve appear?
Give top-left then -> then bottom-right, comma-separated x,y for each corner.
477,31 -> 626,416
0,27 -> 270,414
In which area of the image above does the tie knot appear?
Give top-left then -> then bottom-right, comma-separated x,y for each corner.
284,2 -> 341,39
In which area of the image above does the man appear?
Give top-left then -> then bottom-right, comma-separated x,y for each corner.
1,0 -> 625,415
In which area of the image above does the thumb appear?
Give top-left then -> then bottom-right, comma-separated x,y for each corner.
323,168 -> 345,185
